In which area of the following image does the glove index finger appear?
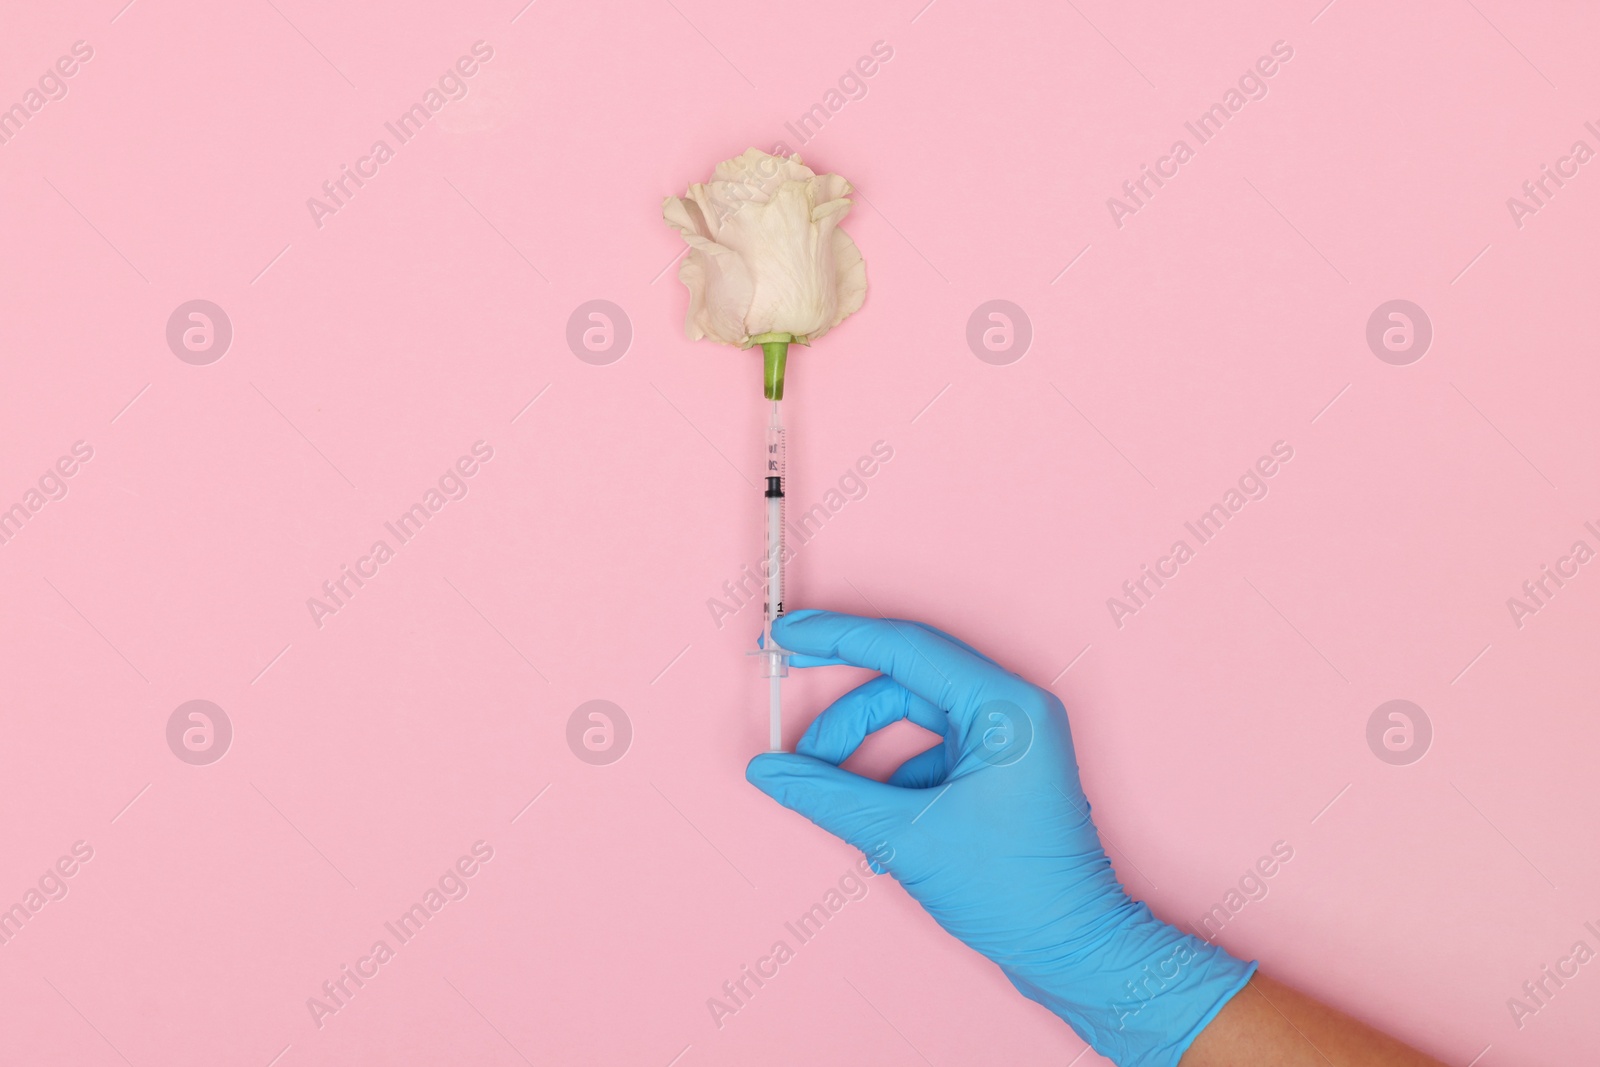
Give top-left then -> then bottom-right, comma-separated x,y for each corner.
772,610 -> 985,713
759,629 -> 845,667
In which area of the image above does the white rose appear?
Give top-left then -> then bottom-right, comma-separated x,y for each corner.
662,148 -> 867,348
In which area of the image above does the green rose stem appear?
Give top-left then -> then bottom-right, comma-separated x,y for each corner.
751,332 -> 795,401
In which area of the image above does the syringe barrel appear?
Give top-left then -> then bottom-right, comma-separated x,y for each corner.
762,405 -> 786,624
759,402 -> 788,747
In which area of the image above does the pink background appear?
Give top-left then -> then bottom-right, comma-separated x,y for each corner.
2,0 -> 1597,1063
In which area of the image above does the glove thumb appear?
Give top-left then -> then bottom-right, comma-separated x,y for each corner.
746,753 -> 914,860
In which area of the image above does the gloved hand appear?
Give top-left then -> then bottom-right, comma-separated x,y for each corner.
746,610 -> 1255,1067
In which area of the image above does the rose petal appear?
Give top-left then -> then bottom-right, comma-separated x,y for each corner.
676,235 -> 754,345
831,228 -> 867,324
716,182 -> 838,339
662,195 -> 711,241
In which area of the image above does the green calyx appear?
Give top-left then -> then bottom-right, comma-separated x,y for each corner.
749,332 -> 799,400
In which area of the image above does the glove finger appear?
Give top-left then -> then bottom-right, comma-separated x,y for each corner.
758,629 -> 847,668
787,642 -> 989,672
796,674 -> 947,766
746,752 -> 919,854
786,651 -> 846,667
910,621 -> 1003,668
772,610 -> 993,720
887,743 -> 949,789
764,618 -> 999,671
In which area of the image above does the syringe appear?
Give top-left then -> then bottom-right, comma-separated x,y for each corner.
758,400 -> 788,751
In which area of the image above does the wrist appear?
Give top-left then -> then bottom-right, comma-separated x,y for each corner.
1004,902 -> 1256,1067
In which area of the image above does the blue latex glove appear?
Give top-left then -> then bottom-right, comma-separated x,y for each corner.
746,610 -> 1255,1067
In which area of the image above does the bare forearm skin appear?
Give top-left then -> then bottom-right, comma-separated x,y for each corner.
1180,973 -> 1450,1067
